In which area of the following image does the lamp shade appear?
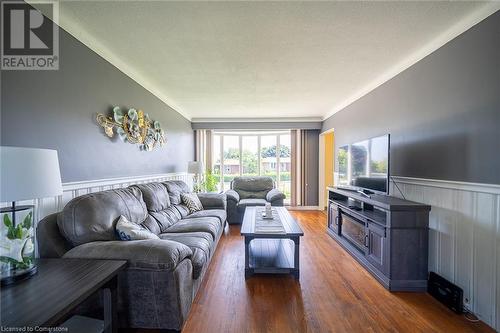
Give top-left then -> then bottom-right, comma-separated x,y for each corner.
1,146 -> 63,202
188,161 -> 204,174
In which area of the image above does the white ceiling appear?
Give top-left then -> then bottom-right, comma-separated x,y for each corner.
36,1 -> 499,121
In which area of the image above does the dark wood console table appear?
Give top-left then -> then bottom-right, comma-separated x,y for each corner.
1,258 -> 126,332
327,187 -> 431,291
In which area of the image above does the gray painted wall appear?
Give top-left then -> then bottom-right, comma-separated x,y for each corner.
1,28 -> 194,183
304,129 -> 319,206
322,11 -> 500,185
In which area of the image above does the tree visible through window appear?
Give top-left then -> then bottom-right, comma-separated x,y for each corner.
213,132 -> 291,204
242,136 -> 258,176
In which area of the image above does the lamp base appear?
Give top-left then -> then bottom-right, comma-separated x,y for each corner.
1,265 -> 38,286
0,204 -> 38,287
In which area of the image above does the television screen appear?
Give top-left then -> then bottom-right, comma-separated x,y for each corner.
337,134 -> 390,194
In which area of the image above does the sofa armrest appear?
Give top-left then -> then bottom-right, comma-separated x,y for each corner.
197,193 -> 227,210
225,189 -> 240,203
266,188 -> 286,203
63,239 -> 193,271
37,213 -> 72,258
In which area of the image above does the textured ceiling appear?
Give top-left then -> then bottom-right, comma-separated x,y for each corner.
36,1 -> 499,121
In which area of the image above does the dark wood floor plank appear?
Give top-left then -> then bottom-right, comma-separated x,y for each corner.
128,211 -> 493,333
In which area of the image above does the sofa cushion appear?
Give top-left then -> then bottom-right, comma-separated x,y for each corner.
164,217 -> 220,240
232,177 -> 274,199
237,198 -> 267,212
159,231 -> 213,245
132,183 -> 171,211
132,183 -> 180,233
149,206 -> 182,233
174,204 -> 190,218
159,232 -> 212,279
187,209 -> 226,227
58,187 -> 147,246
163,181 -> 190,205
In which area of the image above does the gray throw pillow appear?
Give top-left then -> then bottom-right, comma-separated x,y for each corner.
181,193 -> 204,214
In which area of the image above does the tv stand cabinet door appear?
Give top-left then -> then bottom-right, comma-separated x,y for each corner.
328,201 -> 340,234
367,222 -> 389,275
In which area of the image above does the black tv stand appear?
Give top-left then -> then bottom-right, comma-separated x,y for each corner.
327,186 -> 431,292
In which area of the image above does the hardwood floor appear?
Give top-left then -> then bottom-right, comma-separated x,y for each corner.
137,211 -> 494,333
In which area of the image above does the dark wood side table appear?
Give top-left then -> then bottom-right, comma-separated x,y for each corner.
1,258 -> 126,333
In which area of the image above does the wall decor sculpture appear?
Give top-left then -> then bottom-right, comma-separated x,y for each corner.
97,106 -> 166,151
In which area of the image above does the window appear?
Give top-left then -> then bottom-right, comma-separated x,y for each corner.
278,134 -> 291,201
222,135 -> 240,191
260,135 -> 277,182
212,131 -> 292,205
242,136 -> 258,176
212,134 -> 222,191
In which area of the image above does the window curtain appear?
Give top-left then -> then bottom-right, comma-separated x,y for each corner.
291,129 -> 316,207
194,129 -> 213,172
291,129 -> 304,206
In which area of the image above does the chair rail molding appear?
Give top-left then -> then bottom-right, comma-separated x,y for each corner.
390,176 -> 500,330
392,176 -> 500,195
0,172 -> 192,231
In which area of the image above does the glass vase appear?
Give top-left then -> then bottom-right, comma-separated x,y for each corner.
0,205 -> 37,285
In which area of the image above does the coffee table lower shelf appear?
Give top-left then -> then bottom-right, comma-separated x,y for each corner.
245,237 -> 300,279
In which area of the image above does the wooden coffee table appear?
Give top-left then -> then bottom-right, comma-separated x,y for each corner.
1,258 -> 126,333
241,207 -> 304,280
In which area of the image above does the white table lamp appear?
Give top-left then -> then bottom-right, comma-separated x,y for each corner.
0,146 -> 63,285
188,161 -> 204,175
188,161 -> 204,192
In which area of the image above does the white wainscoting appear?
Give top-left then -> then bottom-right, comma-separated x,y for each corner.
391,176 -> 500,330
1,172 -> 192,228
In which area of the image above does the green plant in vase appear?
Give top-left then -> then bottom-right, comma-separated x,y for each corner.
0,212 -> 34,270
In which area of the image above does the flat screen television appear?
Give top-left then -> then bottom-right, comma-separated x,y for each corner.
337,134 -> 390,195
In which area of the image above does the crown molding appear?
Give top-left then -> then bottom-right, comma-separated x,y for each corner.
191,117 -> 323,123
322,3 -> 500,121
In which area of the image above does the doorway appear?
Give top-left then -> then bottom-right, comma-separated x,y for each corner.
318,130 -> 334,210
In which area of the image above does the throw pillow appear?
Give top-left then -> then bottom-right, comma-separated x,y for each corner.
115,215 -> 159,241
181,192 -> 204,214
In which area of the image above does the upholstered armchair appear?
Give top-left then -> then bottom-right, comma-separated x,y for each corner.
225,176 -> 285,224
